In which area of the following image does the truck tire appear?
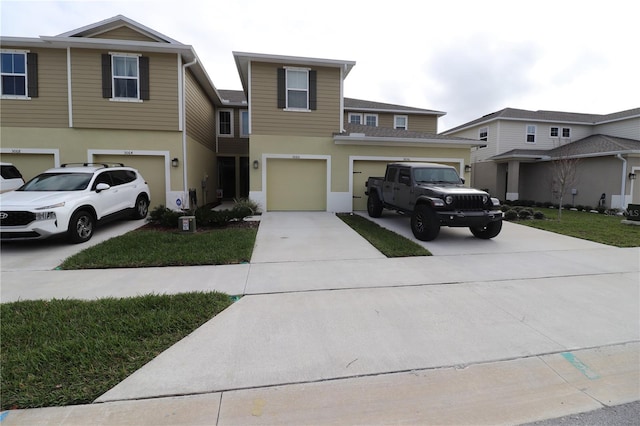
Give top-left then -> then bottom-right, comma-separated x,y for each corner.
470,220 -> 502,239
411,204 -> 440,241
367,192 -> 383,218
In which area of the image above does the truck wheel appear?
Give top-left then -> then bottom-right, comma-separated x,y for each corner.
68,210 -> 94,243
470,220 -> 502,239
367,192 -> 383,218
411,204 -> 440,241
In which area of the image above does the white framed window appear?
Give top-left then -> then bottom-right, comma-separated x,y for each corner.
1,51 -> 27,98
111,54 -> 140,99
240,110 -> 249,137
394,115 -> 408,130
217,109 -> 233,136
526,125 -> 536,143
348,113 -> 362,124
562,127 -> 571,138
479,127 -> 488,141
286,68 -> 309,110
365,114 -> 378,126
550,127 -> 559,137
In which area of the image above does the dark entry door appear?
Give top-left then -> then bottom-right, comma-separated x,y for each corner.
217,157 -> 236,200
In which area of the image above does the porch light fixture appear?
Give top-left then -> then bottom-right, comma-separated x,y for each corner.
171,158 -> 179,168
629,172 -> 637,180
464,164 -> 472,173
253,160 -> 259,169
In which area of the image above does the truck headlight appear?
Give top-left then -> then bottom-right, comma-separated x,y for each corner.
444,195 -> 454,205
482,195 -> 489,205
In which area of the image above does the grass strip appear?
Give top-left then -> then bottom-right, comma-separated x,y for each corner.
516,209 -> 640,247
60,227 -> 257,269
337,213 -> 431,257
0,292 -> 233,410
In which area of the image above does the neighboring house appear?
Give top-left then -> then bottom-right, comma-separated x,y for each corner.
443,108 -> 640,209
0,15 -> 223,210
233,51 -> 480,212
1,16 -> 481,214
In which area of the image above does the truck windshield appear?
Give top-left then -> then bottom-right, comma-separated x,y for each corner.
414,168 -> 461,184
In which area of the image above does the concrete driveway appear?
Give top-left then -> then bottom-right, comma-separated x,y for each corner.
2,211 -> 639,425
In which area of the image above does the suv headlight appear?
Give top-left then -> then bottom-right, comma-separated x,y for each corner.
35,211 -> 56,221
444,195 -> 454,205
36,202 -> 65,210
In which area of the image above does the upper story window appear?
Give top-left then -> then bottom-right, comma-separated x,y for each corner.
550,127 -> 559,137
218,110 -> 233,136
562,127 -> 571,138
550,127 -> 571,138
240,110 -> 249,137
348,113 -> 362,124
277,67 -> 317,111
1,50 -> 37,98
102,53 -> 149,101
479,127 -> 488,141
365,114 -> 378,126
526,125 -> 536,143
394,115 -> 408,130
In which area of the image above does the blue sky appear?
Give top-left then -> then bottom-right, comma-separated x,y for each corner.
1,0 -> 638,131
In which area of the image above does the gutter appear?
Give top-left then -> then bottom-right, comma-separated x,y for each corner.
182,57 -> 197,208
616,154 -> 627,209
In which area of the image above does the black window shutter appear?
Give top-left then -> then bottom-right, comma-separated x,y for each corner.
277,68 -> 286,108
26,53 -> 38,97
139,56 -> 150,100
101,54 -> 112,98
309,70 -> 317,110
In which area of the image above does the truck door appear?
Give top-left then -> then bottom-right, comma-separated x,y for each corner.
395,167 -> 413,210
383,166 -> 397,205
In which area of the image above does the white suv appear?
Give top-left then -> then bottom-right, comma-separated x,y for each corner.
0,163 -> 150,243
0,162 -> 25,193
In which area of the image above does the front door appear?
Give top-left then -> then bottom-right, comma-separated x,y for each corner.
217,157 -> 236,200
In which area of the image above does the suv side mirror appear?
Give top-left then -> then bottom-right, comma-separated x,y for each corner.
96,183 -> 110,192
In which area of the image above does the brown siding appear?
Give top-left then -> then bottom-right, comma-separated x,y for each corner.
185,70 -> 215,150
251,62 -> 341,136
344,111 -> 438,133
217,107 -> 249,155
71,49 -> 179,130
94,27 -> 158,42
0,47 -> 69,128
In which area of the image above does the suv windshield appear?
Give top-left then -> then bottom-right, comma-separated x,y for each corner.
20,173 -> 93,191
414,168 -> 461,184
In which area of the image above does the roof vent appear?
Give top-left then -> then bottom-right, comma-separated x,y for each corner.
349,133 -> 365,137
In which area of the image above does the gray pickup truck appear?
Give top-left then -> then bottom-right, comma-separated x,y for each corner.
365,162 -> 503,241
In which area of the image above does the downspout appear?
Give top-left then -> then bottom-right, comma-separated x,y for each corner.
67,47 -> 73,128
616,154 -> 627,209
182,57 -> 197,208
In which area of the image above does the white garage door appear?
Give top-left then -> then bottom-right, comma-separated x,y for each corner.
267,158 -> 326,211
93,155 -> 165,209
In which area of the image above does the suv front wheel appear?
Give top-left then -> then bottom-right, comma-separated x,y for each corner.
68,210 -> 95,243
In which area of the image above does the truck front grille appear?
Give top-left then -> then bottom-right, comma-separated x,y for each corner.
0,211 -> 36,226
453,195 -> 486,210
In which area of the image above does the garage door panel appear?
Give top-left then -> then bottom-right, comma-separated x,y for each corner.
267,159 -> 326,211
93,155 -> 165,209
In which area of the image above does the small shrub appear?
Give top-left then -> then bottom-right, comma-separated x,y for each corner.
518,208 -> 533,220
533,211 -> 545,219
562,203 -> 573,210
233,197 -> 261,214
148,205 -> 182,227
512,206 -> 523,213
543,201 -> 553,208
596,206 -> 606,214
500,205 -> 511,212
504,210 -> 518,221
584,205 -> 593,211
575,205 -> 584,211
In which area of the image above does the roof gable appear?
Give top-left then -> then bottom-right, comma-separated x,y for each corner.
56,15 -> 182,44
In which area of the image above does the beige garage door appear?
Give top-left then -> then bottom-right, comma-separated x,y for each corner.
352,161 -> 389,211
0,153 -> 55,182
267,158 -> 326,211
93,155 -> 165,210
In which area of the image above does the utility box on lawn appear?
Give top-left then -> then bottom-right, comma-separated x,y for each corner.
179,216 -> 196,233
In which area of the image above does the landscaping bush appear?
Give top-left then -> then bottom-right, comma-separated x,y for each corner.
584,205 -> 593,211
147,203 -> 255,229
575,205 -> 585,212
518,208 -> 534,220
233,197 -> 261,214
533,211 -> 545,219
562,203 -> 573,210
504,210 -> 518,221
147,205 -> 182,227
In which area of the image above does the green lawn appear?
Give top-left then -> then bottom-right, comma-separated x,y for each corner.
337,213 -> 430,257
60,227 -> 257,269
0,292 -> 233,410
515,209 -> 640,247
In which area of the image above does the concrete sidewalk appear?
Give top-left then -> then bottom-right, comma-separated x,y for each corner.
1,212 -> 639,425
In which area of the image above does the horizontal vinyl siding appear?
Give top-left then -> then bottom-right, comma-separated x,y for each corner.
218,139 -> 249,155
594,118 -> 640,140
251,62 -> 341,136
71,49 -> 179,130
185,70 -> 215,150
94,27 -> 158,43
0,47 -> 68,128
